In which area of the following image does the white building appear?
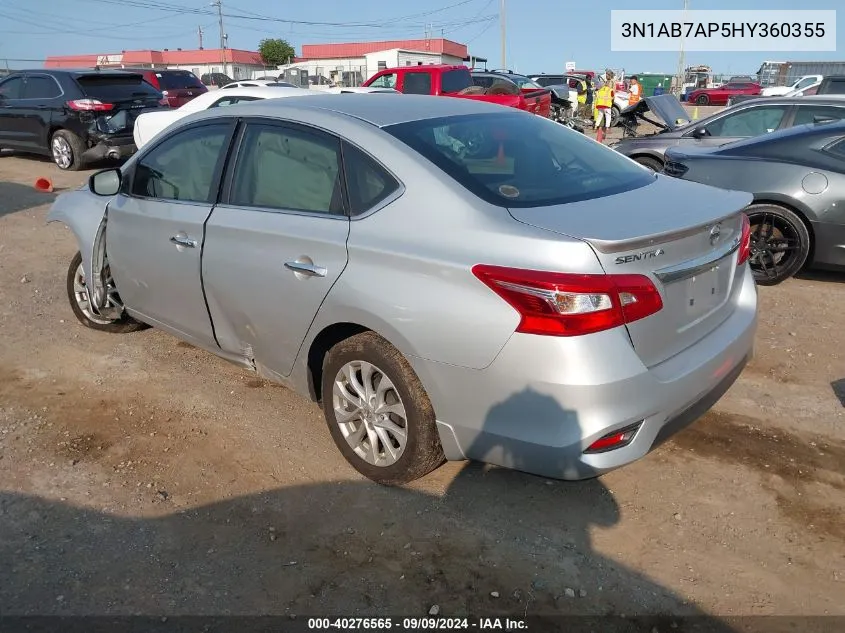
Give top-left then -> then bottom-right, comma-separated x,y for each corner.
265,38 -> 480,86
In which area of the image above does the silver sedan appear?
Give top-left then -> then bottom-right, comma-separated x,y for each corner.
49,94 -> 758,484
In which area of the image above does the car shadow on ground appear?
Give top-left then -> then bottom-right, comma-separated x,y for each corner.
0,181 -> 60,218
0,389 -> 739,632
795,269 -> 845,284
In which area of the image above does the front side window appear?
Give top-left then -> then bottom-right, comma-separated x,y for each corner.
369,73 -> 396,89
132,123 -> 230,203
822,78 -> 845,95
0,76 -> 24,99
24,76 -> 61,99
385,112 -> 653,208
401,72 -> 432,95
342,142 -> 401,215
230,123 -> 343,214
705,106 -> 788,137
793,105 -> 845,126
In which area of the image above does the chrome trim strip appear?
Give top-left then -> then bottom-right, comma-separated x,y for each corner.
654,236 -> 741,284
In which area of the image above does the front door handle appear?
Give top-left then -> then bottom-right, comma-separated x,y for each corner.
284,261 -> 327,277
170,235 -> 197,248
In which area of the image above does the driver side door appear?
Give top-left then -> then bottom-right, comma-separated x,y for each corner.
106,120 -> 236,347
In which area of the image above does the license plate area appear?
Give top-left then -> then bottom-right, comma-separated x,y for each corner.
663,255 -> 734,329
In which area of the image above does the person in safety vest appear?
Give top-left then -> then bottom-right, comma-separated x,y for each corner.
576,78 -> 588,117
593,71 -> 615,143
628,75 -> 642,106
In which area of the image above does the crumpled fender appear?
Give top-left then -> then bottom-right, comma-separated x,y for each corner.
46,185 -> 114,316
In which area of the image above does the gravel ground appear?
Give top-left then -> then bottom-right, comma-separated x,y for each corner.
0,143 -> 843,626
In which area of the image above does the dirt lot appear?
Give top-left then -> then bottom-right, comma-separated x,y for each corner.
1,147 -> 844,627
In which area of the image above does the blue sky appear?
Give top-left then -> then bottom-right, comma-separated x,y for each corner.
0,0 -> 841,74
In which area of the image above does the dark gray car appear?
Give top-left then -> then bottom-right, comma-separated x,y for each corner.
611,94 -> 845,171
663,118 -> 845,285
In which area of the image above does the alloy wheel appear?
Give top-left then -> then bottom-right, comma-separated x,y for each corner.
332,360 -> 408,467
73,262 -> 124,325
748,212 -> 802,282
52,136 -> 72,169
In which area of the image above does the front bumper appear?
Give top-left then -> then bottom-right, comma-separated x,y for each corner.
409,266 -> 758,480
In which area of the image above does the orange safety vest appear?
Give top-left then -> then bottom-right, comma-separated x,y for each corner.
629,82 -> 642,105
595,84 -> 614,109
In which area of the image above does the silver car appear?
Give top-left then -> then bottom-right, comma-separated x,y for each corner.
48,95 -> 758,485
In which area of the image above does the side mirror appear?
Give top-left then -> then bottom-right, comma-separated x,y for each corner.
89,168 -> 122,196
692,127 -> 708,139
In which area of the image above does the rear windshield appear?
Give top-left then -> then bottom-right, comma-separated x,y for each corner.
75,74 -> 162,100
156,71 -> 204,90
440,69 -> 472,94
385,112 -> 653,208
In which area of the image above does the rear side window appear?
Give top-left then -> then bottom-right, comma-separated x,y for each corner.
24,76 -> 62,99
824,137 -> 845,158
402,72 -> 432,95
441,69 -> 471,94
230,124 -> 344,214
822,78 -> 845,94
156,71 -> 204,90
385,112 -> 653,208
209,95 -> 262,108
76,74 -> 162,100
0,76 -> 24,99
793,105 -> 845,126
342,142 -> 401,215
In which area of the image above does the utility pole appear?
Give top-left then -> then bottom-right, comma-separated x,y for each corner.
675,0 -> 689,94
197,25 -> 204,49
499,0 -> 506,69
211,0 -> 226,76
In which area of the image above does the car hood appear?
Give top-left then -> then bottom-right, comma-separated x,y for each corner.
620,94 -> 692,130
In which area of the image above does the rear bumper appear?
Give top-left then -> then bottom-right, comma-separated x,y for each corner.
82,135 -> 137,162
409,265 -> 758,480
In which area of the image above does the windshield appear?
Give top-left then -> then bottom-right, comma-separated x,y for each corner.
384,112 -> 653,208
75,74 -> 162,101
157,71 -> 204,90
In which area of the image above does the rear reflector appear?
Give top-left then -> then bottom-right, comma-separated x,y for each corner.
585,422 -> 643,453
67,99 -> 114,112
472,265 -> 663,337
737,213 -> 751,265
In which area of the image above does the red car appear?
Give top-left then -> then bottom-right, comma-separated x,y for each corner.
687,81 -> 761,106
124,68 -> 208,107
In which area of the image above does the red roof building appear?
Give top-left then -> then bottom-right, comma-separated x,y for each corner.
300,38 -> 468,60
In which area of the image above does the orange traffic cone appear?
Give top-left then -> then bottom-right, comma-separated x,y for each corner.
34,177 -> 53,193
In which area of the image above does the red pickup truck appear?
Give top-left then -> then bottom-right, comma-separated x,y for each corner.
362,64 -> 552,118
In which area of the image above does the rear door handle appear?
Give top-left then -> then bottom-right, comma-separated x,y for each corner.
170,235 -> 197,248
284,261 -> 327,277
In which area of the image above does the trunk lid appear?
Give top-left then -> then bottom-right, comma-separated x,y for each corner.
507,176 -> 752,367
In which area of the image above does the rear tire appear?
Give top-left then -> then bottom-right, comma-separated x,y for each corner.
696,94 -> 710,106
66,251 -> 146,333
52,129 -> 85,171
744,203 -> 811,286
635,156 -> 664,172
321,331 -> 445,485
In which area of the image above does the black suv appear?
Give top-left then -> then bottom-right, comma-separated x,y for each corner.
0,69 -> 166,171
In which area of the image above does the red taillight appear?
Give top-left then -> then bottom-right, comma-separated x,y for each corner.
585,422 -> 642,453
67,99 -> 114,111
737,213 -> 751,265
472,265 -> 664,337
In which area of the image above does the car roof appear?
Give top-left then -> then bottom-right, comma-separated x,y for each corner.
196,85 -> 311,100
187,93 -> 518,127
